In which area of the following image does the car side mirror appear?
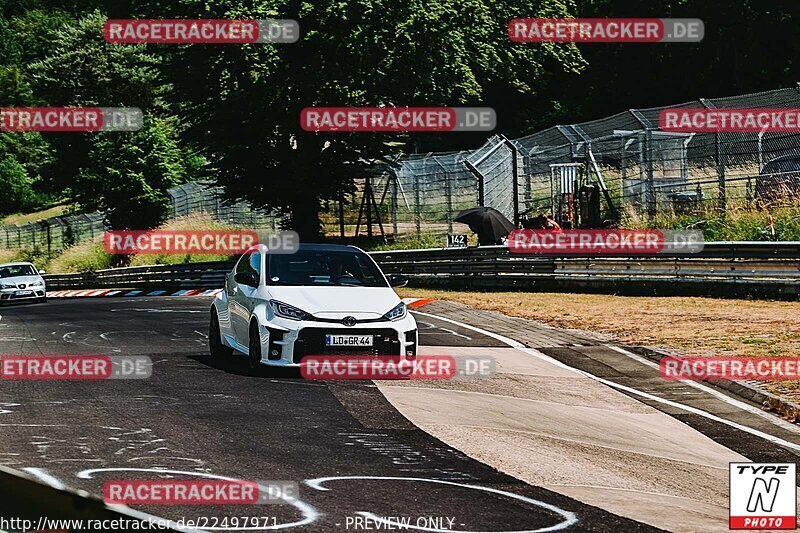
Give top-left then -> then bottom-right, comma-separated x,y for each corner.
234,272 -> 258,287
38,270 -> 46,275
388,274 -> 408,288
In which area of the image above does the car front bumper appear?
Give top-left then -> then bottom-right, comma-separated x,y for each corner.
0,287 -> 45,302
256,314 -> 418,367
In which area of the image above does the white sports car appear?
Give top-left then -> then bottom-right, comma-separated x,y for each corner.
209,243 -> 418,368
0,262 -> 47,305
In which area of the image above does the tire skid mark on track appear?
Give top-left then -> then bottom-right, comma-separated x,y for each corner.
0,297 -> 663,531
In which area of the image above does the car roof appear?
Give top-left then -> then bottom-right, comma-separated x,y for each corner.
256,243 -> 364,254
295,243 -> 362,252
0,262 -> 35,267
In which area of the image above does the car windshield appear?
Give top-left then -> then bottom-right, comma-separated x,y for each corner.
0,265 -> 36,278
267,250 -> 388,287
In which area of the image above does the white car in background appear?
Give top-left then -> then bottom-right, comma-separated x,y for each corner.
209,243 -> 417,369
0,262 -> 47,304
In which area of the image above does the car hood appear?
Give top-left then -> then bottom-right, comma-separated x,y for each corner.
0,275 -> 43,287
266,286 -> 400,319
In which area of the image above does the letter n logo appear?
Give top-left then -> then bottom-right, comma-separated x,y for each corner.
747,478 -> 780,512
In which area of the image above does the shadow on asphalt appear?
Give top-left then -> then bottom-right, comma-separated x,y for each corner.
189,353 -> 303,379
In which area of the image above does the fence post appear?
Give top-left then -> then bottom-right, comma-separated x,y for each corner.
502,136 -> 520,225
413,173 -> 421,238
701,98 -> 726,216
338,192 -> 345,238
391,177 -> 398,236
715,132 -> 726,215
45,222 -> 51,254
465,160 -> 484,206
445,172 -> 453,233
645,128 -> 655,220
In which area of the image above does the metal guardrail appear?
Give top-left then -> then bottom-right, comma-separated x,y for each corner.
45,260 -> 234,291
371,242 -> 800,298
42,242 -> 800,298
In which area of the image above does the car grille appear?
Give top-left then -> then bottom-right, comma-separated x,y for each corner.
292,328 -> 400,363
0,290 -> 44,301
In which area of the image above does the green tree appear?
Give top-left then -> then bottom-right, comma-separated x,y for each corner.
75,117 -> 188,229
25,10 -> 189,227
0,131 -> 54,214
147,0 -> 584,239
0,156 -> 36,214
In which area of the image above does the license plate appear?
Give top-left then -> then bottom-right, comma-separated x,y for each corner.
15,290 -> 32,296
325,334 -> 374,347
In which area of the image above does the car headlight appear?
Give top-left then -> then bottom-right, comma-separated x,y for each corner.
0,283 -> 15,289
29,280 -> 44,287
269,300 -> 311,321
383,302 -> 407,321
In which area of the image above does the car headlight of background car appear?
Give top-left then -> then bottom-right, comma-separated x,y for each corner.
269,300 -> 312,321
383,302 -> 407,321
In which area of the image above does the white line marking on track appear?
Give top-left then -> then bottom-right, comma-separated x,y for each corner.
306,476 -> 578,532
411,310 -> 800,454
23,467 -> 66,490
603,344 -> 800,436
78,467 -> 320,530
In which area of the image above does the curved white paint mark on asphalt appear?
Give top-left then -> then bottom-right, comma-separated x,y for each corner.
412,309 -> 800,454
77,467 -> 320,530
0,402 -> 20,414
306,475 -> 578,533
23,467 -> 66,489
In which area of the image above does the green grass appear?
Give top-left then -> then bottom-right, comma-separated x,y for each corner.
2,203 -> 73,225
623,206 -> 800,241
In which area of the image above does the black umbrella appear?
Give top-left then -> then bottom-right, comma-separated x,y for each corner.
454,207 -> 516,245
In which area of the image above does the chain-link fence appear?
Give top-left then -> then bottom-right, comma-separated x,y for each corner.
0,182 -> 280,251
339,85 -> 800,239
5,85 -> 800,249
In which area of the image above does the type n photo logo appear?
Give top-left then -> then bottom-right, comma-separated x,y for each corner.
730,463 -> 797,529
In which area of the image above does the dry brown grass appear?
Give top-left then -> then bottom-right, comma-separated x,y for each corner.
399,288 -> 800,397
398,288 -> 800,358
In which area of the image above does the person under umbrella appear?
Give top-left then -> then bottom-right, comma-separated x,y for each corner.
454,207 -> 516,246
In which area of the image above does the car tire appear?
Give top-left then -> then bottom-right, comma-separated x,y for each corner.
248,322 -> 262,369
38,296 -> 47,304
209,308 -> 233,358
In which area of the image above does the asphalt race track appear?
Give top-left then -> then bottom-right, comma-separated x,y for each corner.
0,297 -> 658,532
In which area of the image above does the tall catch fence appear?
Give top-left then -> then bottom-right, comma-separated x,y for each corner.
0,181 -> 279,252
335,85 -> 800,240
5,86 -> 800,249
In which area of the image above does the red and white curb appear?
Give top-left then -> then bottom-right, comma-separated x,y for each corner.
48,289 -> 223,298
402,297 -> 435,309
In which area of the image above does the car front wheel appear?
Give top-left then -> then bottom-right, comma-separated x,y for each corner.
248,322 -> 262,369
209,308 -> 233,358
